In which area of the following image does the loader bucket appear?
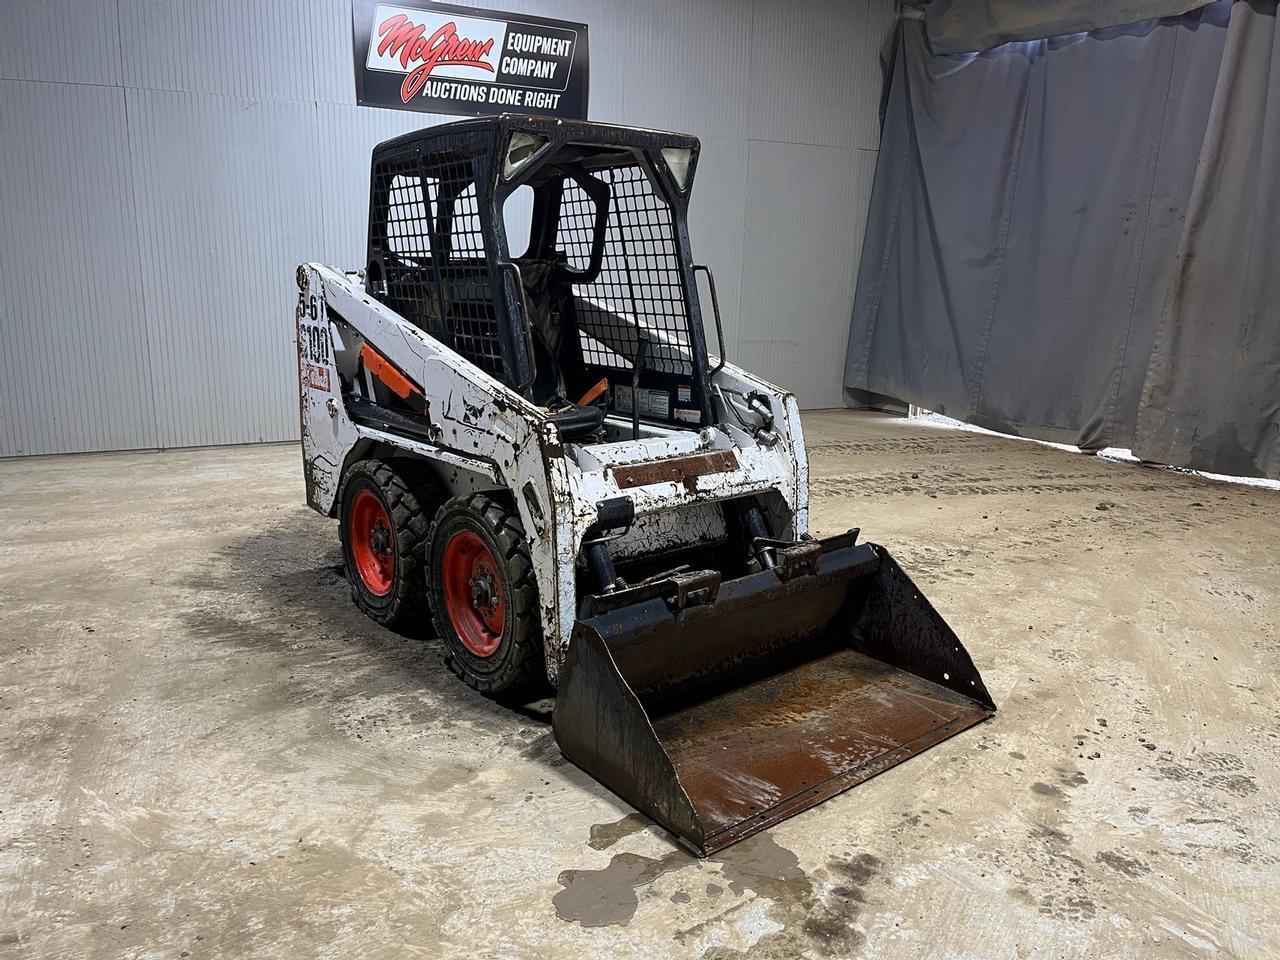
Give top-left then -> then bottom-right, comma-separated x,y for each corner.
552,540 -> 996,856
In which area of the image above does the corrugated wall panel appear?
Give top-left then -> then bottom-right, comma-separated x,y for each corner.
686,136 -> 749,360
0,0 -> 122,86
0,79 -> 155,456
313,103 -> 450,273
0,0 -> 893,455
602,0 -> 754,138
748,0 -> 873,149
738,140 -> 877,408
852,0 -> 898,151
126,89 -> 325,447
118,0 -> 334,103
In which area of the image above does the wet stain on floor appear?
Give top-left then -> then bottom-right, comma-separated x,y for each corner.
588,812 -> 652,850
701,840 -> 880,958
555,819 -> 882,957
553,847 -> 695,927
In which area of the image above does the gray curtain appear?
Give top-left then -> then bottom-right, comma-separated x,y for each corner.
922,0 -> 1216,53
1136,1 -> 1280,478
846,1 -> 1280,478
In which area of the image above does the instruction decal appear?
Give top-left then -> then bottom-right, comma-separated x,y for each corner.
615,385 -> 671,420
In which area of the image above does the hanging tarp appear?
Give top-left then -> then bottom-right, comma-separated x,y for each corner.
922,0 -> 1216,54
1135,1 -> 1280,478
846,2 -> 1280,479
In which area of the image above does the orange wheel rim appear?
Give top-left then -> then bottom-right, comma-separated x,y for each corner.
349,489 -> 395,596
442,530 -> 507,657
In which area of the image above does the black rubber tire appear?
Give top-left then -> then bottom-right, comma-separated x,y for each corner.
339,459 -> 432,628
427,493 -> 543,694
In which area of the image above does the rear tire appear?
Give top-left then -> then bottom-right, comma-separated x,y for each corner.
339,460 -> 431,628
427,494 -> 542,694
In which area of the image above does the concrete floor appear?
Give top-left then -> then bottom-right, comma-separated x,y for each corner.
2,410 -> 1277,959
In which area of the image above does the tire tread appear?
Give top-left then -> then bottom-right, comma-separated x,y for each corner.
427,492 -> 542,694
340,459 -> 434,628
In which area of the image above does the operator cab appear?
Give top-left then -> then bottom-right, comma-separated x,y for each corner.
364,116 -> 716,442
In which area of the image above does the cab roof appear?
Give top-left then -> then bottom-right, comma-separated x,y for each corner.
372,113 -> 700,160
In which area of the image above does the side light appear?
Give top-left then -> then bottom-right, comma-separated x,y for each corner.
661,147 -> 693,191
504,131 -> 548,179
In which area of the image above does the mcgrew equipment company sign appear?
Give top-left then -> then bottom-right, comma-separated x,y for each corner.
352,1 -> 589,118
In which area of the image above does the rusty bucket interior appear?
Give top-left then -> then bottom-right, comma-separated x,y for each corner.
552,540 -> 996,856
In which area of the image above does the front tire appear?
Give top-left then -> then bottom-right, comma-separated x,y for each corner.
427,494 -> 542,694
339,460 -> 431,627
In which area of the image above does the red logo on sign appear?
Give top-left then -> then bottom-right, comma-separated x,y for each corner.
376,15 -> 496,102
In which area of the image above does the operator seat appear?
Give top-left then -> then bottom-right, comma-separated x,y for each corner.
519,259 -> 604,440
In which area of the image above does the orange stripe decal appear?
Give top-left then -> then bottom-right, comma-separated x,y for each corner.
360,343 -> 422,401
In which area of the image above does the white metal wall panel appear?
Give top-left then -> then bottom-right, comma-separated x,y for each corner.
0,80 -> 154,457
126,89 -> 325,447
738,139 -> 877,409
686,136 -> 749,359
0,0 -> 895,455
0,0 -> 122,86
313,102 -> 449,273
117,0 -> 332,103
748,0 -> 868,148
605,0 -> 754,138
851,0 -> 899,151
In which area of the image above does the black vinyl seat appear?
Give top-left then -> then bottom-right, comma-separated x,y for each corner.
519,258 -> 605,441
549,400 -> 605,439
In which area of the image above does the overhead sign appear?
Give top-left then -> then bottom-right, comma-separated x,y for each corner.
352,1 -> 589,118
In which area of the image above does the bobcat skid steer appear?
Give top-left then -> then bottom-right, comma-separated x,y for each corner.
294,115 -> 995,856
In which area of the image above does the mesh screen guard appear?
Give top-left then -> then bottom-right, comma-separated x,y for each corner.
552,164 -> 696,379
366,124 -> 712,426
369,148 -> 510,381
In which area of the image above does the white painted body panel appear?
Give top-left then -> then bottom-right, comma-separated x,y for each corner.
294,263 -> 809,686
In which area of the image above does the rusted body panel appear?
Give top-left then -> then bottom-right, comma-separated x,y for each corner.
610,450 -> 739,490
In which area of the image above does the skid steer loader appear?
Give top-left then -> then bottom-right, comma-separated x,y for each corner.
294,115 -> 995,856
